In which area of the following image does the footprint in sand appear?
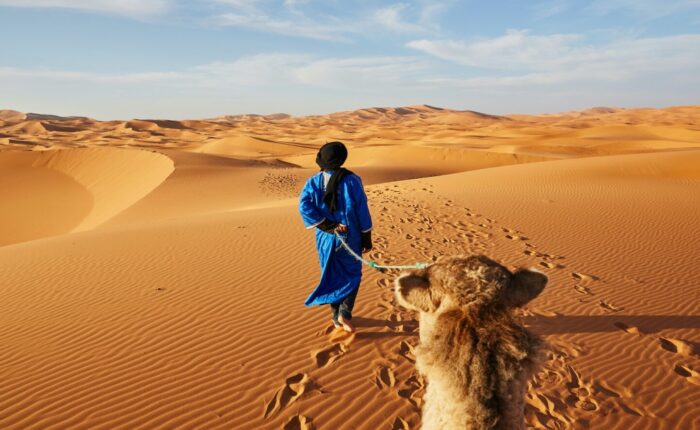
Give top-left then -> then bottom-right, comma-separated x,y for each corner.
674,364 -> 700,386
658,337 -> 698,357
391,417 -> 411,430
264,373 -> 318,418
312,343 -> 347,368
368,250 -> 384,261
505,234 -> 529,241
541,253 -> 565,261
374,365 -> 397,389
376,278 -> 392,289
598,300 -> 623,312
525,392 -> 572,426
572,272 -> 599,282
613,322 -> 643,336
398,340 -> 417,363
283,414 -> 315,430
539,261 -> 565,270
398,373 -> 425,408
377,298 -> 394,313
574,284 -> 594,295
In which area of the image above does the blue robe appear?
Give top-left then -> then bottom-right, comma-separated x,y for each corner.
299,171 -> 373,306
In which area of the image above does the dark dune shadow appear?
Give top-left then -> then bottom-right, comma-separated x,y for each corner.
524,314 -> 700,335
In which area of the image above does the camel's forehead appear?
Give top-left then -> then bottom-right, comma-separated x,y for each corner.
428,256 -> 511,287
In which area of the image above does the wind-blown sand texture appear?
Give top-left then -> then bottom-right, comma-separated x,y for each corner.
1,104 -> 699,429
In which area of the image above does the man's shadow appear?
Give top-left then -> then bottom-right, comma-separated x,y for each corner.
351,316 -> 418,341
524,314 -> 700,337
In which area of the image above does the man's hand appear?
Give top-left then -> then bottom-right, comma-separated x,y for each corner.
361,231 -> 372,253
336,224 -> 348,233
316,219 -> 338,233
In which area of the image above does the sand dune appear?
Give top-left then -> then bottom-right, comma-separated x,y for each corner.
1,105 -> 699,429
0,148 -> 173,245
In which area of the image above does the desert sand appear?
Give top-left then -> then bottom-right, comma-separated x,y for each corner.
0,104 -> 699,429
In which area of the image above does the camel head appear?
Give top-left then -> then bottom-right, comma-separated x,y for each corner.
394,255 -> 547,315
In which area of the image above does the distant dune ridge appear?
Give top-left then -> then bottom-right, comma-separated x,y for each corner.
0,105 -> 699,429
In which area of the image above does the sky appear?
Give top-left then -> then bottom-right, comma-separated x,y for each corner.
1,0 -> 699,119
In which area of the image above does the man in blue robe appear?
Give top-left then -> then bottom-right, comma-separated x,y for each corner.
299,141 -> 373,333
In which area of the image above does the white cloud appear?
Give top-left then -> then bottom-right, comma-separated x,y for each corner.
0,67 -> 184,84
0,0 -> 170,17
193,54 -> 312,85
0,54 -> 428,90
407,31 -> 700,91
372,1 -> 445,33
407,30 -> 582,70
373,3 -> 425,33
213,11 -> 351,41
294,56 -> 428,88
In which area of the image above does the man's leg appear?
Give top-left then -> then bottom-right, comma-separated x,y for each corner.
337,286 -> 360,332
330,303 -> 340,327
338,286 -> 360,320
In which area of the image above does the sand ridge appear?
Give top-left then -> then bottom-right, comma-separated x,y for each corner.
1,105 -> 699,429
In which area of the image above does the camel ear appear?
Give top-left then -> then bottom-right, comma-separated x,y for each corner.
502,269 -> 548,308
394,273 -> 438,312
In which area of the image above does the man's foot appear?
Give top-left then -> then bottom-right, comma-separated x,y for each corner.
338,315 -> 355,333
332,320 -> 341,329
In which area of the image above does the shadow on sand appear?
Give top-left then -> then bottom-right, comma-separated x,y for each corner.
524,314 -> 700,335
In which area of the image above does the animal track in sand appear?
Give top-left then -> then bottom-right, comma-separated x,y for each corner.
312,343 -> 347,368
376,278 -> 391,289
283,414 -> 315,430
598,300 -> 623,312
263,373 -> 318,418
505,234 -> 529,241
398,340 -> 417,363
674,364 -> 700,386
398,374 -> 425,408
368,250 -> 384,260
391,417 -> 410,430
572,272 -> 599,282
573,284 -> 594,295
613,322 -> 643,336
527,341 -> 641,428
539,261 -> 565,270
658,337 -> 698,357
530,308 -> 560,317
374,365 -> 397,389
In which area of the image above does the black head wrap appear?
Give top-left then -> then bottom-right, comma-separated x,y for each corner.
316,141 -> 353,212
316,141 -> 347,169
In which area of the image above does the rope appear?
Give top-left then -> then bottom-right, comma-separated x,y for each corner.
334,231 -> 430,273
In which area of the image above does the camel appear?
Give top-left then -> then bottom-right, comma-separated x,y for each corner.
395,255 -> 548,430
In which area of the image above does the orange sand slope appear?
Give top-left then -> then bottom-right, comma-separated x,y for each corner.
0,106 -> 699,429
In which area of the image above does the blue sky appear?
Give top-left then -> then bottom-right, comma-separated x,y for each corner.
1,0 -> 699,119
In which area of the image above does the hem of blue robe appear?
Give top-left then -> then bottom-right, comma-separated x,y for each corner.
304,282 -> 361,306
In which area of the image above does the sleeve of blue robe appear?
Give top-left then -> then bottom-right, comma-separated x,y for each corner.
299,172 -> 373,306
299,176 -> 326,229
